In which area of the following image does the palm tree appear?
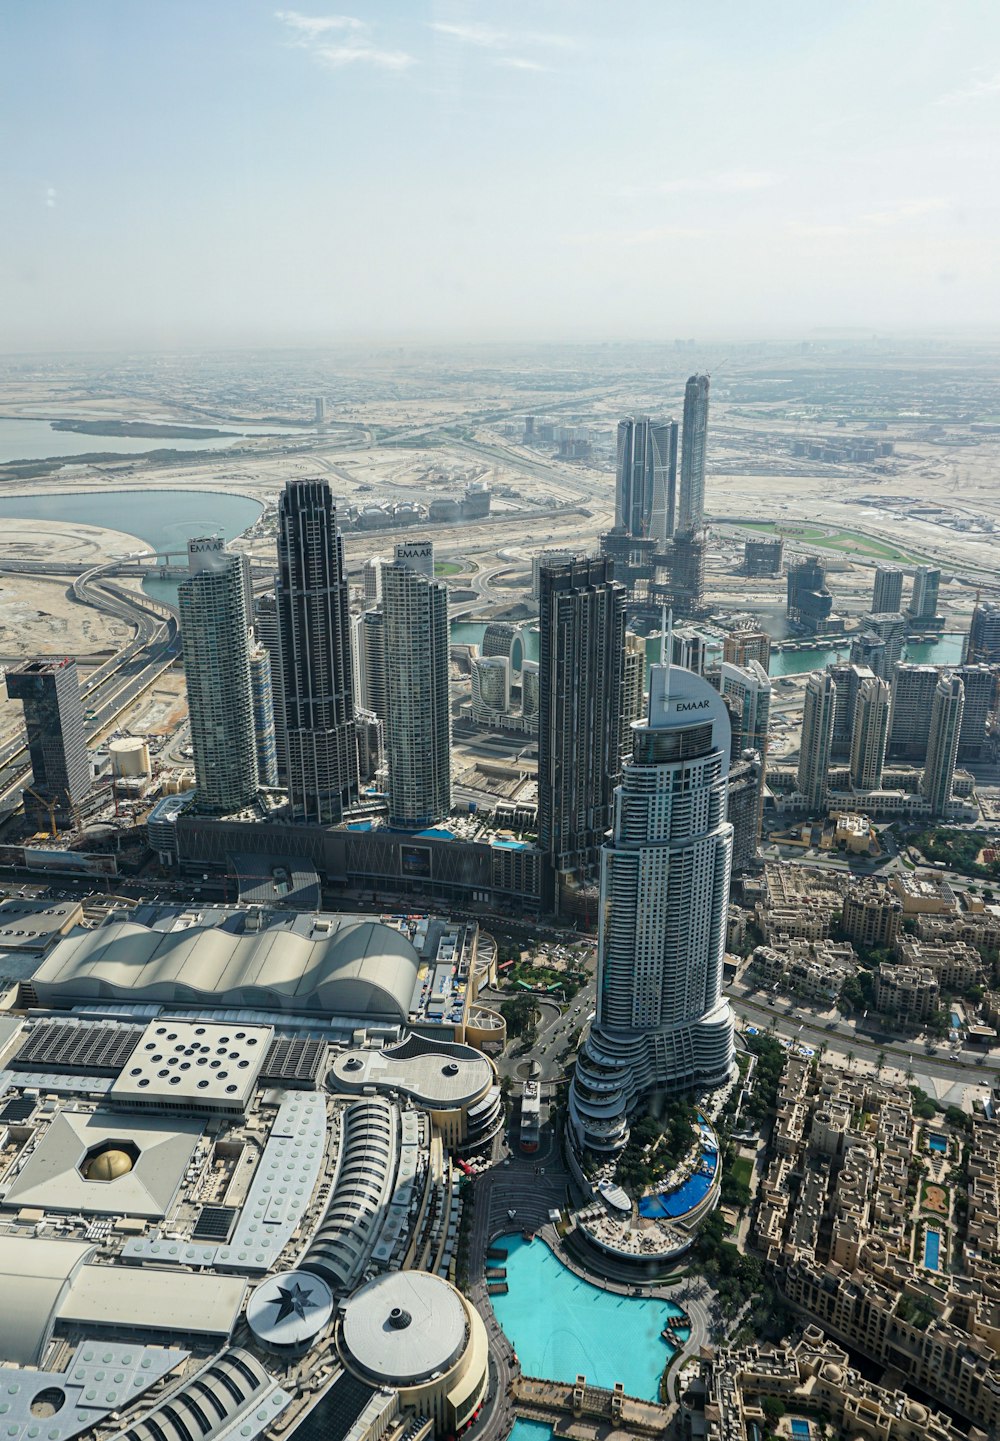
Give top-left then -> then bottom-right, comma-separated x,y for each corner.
846,1049 -> 855,1070
876,1050 -> 886,1076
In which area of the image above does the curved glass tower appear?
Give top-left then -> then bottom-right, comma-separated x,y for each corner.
569,661 -> 735,1153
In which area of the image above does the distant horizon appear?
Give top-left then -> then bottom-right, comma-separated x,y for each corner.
3,2 -> 999,351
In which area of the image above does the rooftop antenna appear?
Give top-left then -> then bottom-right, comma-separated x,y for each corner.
662,604 -> 673,706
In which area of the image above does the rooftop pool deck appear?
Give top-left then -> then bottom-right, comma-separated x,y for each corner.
490,1234 -> 687,1400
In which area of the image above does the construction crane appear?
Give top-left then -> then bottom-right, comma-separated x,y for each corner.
23,786 -> 58,839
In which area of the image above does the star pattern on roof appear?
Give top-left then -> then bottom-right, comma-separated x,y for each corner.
269,1279 -> 319,1323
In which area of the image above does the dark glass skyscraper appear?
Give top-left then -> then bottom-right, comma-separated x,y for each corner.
677,373 -> 710,534
6,658 -> 90,814
538,555 -> 625,910
276,478 -> 358,824
615,418 -> 678,544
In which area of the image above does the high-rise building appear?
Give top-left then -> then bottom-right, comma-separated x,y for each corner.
531,548 -> 577,600
677,373 -> 710,534
520,660 -> 540,728
859,612 -> 907,679
787,556 -> 834,632
253,591 -> 286,782
569,663 -> 735,1152
871,565 -> 904,615
178,542 -> 258,815
393,538 -> 434,578
653,530 -> 707,617
908,566 -> 941,625
6,658 -> 90,816
352,609 -> 387,722
968,601 -> 1000,665
538,556 -> 625,909
471,655 -> 510,724
249,642 -> 278,788
798,671 -> 837,811
849,675 -> 890,791
956,663 -> 997,761
723,624 -> 771,671
720,661 -> 771,758
355,709 -> 384,785
276,478 -> 358,825
888,664 -> 940,762
729,750 -> 764,875
922,673 -> 964,816
849,631 -> 887,677
621,632 -> 646,764
383,547 -> 451,829
615,418 -> 678,544
743,537 -> 784,577
362,557 -> 387,605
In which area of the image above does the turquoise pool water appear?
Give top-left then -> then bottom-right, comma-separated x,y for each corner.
790,1420 -> 811,1439
928,1133 -> 947,1154
639,1148 -> 717,1219
507,1421 -> 552,1441
924,1229 -> 942,1270
490,1234 -> 685,1400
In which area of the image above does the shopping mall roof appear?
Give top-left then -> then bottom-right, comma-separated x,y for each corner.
329,1035 -> 493,1109
0,1236 -> 94,1366
31,914 -> 420,1019
340,1270 -> 468,1386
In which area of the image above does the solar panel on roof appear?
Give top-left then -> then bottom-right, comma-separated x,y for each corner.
284,1373 -> 375,1441
11,1021 -> 143,1076
193,1205 -> 238,1242
260,1037 -> 325,1087
0,1095 -> 36,1123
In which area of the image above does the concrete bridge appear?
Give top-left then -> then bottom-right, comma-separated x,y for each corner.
511,1374 -> 672,1437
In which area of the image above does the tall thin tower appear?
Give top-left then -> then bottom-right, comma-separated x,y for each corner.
538,556 -> 625,910
569,662 -> 735,1152
615,419 -> 678,543
922,673 -> 964,816
677,373 -> 710,534
798,670 -> 836,812
276,479 -> 358,824
849,675 -> 890,791
178,540 -> 258,815
383,544 -> 451,828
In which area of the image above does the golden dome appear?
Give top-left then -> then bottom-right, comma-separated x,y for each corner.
83,1148 -> 134,1181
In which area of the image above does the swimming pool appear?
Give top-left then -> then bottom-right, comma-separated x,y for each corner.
790,1420 -> 811,1439
924,1229 -> 942,1270
928,1133 -> 947,1154
507,1421 -> 552,1441
639,1148 -> 718,1220
490,1234 -> 686,1399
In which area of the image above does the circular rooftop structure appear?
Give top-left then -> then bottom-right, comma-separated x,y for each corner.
82,1146 -> 135,1182
341,1271 -> 467,1385
246,1269 -> 333,1351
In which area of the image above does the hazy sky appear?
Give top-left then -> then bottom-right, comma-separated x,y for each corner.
3,1 -> 1000,351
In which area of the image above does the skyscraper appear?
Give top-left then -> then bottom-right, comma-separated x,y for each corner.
248,643 -> 278,788
922,673 -> 964,816
888,664 -> 940,762
538,556 -> 625,910
6,658 -> 90,815
720,660 -> 771,850
362,556 -> 387,605
849,675 -> 890,791
798,671 -> 836,811
471,655 -> 510,724
908,566 -> 941,625
871,565 -> 903,615
569,663 -> 735,1152
677,373 -> 710,534
253,591 -> 286,782
860,612 -> 907,679
967,601 -> 1000,665
615,418 -> 678,544
723,624 -> 772,671
787,556 -> 834,632
276,478 -> 357,824
956,663 -> 997,762
620,632 -> 646,763
178,541 -> 258,814
728,750 -> 764,875
383,546 -> 451,828
351,609 -> 387,722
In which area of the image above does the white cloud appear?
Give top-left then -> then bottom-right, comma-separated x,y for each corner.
651,170 -> 785,196
276,10 -> 414,71
497,57 -> 548,73
429,21 -> 576,58
936,70 -> 1000,105
45,186 -> 56,209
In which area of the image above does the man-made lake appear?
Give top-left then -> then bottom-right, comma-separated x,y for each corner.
0,489 -> 264,605
0,417 -> 318,464
450,620 -> 966,675
490,1233 -> 685,1400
